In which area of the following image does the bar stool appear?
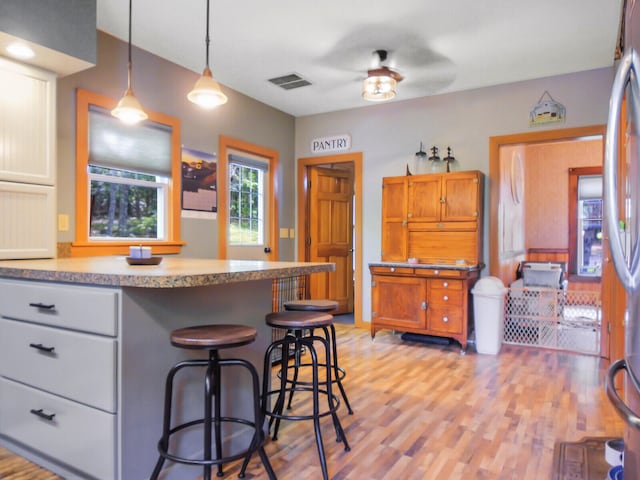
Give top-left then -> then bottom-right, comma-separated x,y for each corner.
283,300 -> 353,414
263,311 -> 350,480
150,324 -> 276,480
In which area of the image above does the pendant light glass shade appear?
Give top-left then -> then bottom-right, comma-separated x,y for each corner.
362,68 -> 398,101
112,85 -> 148,124
188,67 -> 228,108
188,0 -> 227,109
112,0 -> 147,124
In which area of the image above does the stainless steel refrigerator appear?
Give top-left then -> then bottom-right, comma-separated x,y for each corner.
605,0 -> 640,477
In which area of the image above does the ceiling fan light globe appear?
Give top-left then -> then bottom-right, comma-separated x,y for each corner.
188,67 -> 228,108
362,75 -> 397,101
111,87 -> 148,124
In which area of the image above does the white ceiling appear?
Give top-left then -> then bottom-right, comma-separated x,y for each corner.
96,0 -> 623,117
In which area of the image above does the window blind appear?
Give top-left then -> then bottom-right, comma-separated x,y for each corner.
88,106 -> 172,175
578,175 -> 602,200
228,153 -> 268,171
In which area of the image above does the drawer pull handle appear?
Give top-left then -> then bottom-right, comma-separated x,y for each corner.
442,316 -> 449,323
421,301 -> 428,310
30,408 -> 56,421
29,343 -> 55,353
29,302 -> 55,310
443,295 -> 449,301
443,282 -> 449,287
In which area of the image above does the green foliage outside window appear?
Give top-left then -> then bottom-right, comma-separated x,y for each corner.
89,166 -> 161,239
229,163 -> 263,244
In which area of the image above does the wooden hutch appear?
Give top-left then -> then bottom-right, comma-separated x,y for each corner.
370,170 -> 485,352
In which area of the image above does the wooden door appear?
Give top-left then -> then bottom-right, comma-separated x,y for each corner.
408,174 -> 441,222
441,171 -> 481,221
381,176 -> 408,261
308,166 -> 354,313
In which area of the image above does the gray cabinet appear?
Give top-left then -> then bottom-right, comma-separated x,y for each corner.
0,279 -> 119,479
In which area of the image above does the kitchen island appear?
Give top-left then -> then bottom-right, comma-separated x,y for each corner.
0,256 -> 334,480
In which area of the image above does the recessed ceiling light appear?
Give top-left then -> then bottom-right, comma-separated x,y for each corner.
7,42 -> 35,59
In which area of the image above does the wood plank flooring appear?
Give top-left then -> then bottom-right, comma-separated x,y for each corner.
0,324 -> 624,479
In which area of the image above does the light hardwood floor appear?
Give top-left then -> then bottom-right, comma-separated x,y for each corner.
0,323 -> 624,479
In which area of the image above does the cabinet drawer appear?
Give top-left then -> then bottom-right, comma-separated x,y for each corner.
428,288 -> 463,306
409,221 -> 477,232
415,268 -> 464,278
0,377 -> 116,480
0,279 -> 118,336
0,319 -> 117,413
429,279 -> 463,290
370,266 -> 414,275
428,307 -> 463,334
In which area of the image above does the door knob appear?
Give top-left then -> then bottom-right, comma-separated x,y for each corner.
264,247 -> 271,253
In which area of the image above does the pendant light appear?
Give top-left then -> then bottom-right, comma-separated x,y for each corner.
362,50 -> 403,102
112,0 -> 148,125
187,0 -> 228,108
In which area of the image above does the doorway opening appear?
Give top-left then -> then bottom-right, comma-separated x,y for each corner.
297,152 -> 363,328
488,124 -> 616,358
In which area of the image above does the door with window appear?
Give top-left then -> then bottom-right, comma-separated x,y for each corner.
218,136 -> 278,261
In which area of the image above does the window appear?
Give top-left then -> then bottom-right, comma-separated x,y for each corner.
73,89 -> 183,256
569,167 -> 603,278
228,160 -> 265,245
89,166 -> 167,239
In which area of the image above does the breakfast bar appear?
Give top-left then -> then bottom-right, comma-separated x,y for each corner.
0,257 -> 334,480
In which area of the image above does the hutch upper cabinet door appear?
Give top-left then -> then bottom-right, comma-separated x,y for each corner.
381,176 -> 408,261
440,172 -> 482,222
408,175 -> 441,222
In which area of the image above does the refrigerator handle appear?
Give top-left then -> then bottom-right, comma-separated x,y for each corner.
605,358 -> 640,430
604,47 -> 640,292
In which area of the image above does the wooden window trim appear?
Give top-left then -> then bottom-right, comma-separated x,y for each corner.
217,135 -> 279,260
71,88 -> 184,257
568,165 -> 602,276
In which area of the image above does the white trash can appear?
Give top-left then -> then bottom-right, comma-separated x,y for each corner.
471,276 -> 508,354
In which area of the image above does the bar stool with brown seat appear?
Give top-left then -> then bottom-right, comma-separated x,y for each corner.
263,310 -> 350,480
282,299 -> 353,414
150,324 -> 276,480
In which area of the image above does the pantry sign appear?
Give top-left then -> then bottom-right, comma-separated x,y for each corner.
310,134 -> 351,154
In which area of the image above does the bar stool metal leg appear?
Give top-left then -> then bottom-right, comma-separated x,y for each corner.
238,357 -> 277,479
204,351 -> 224,479
328,324 -> 353,414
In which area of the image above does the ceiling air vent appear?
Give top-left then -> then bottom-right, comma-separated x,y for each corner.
268,73 -> 312,90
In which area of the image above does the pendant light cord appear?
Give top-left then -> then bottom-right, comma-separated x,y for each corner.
205,0 -> 211,69
127,0 -> 133,89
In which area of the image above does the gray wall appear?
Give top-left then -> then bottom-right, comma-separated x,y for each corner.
0,0 -> 96,64
295,67 -> 615,323
57,31 -> 297,260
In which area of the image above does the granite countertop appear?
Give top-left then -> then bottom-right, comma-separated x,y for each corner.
369,261 -> 485,271
0,257 -> 335,288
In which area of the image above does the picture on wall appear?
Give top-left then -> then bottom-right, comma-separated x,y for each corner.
181,147 -> 217,214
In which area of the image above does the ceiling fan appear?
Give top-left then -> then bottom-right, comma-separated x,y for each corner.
362,49 -> 404,101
